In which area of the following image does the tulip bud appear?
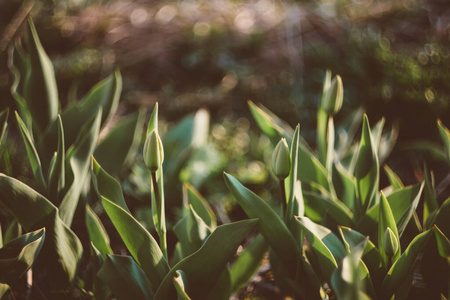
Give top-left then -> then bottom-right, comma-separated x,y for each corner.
143,129 -> 164,172
272,138 -> 290,180
383,227 -> 399,257
322,75 -> 343,116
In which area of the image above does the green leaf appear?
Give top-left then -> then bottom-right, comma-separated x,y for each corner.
86,204 -> 113,259
0,228 -> 45,285
47,115 -> 65,205
437,120 -> 450,163
383,165 -> 404,190
53,70 -> 122,148
297,141 -> 331,192
173,270 -> 192,300
285,125 -> 303,221
339,227 -> 383,286
423,166 -> 438,229
354,115 -> 379,221
392,182 -> 424,237
303,191 -> 353,227
173,205 -> 211,258
296,216 -> 346,283
230,234 -> 268,292
89,243 -> 110,300
381,229 -> 433,300
0,109 -> 8,144
59,109 -> 101,226
98,254 -> 154,300
434,197 -> 450,238
9,46 -> 31,126
15,112 -> 46,193
326,117 -> 335,172
94,108 -> 146,175
3,219 -> 22,246
24,19 -> 58,134
0,174 -> 83,290
0,283 -> 10,299
247,100 -> 293,144
184,183 -> 216,229
333,161 -> 356,210
223,172 -> 299,275
378,192 -> 400,267
331,239 -> 368,300
154,219 -> 258,300
317,70 -> 332,165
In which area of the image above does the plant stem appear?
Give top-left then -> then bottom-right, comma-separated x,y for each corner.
151,171 -> 168,259
280,179 -> 287,219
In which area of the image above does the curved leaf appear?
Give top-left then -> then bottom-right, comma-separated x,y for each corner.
0,109 -> 8,144
173,270 -> 192,300
100,196 -> 169,293
154,219 -> 258,300
59,109 -> 101,226
24,19 -> 58,134
184,183 -> 216,229
98,254 -> 153,300
47,115 -> 65,204
303,191 -> 354,227
383,165 -> 403,190
378,192 -> 400,268
86,204 -> 113,259
94,108 -> 146,175
354,115 -> 379,221
224,172 -> 299,274
0,174 -> 83,290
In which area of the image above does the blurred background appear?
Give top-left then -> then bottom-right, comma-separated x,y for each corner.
1,0 -> 449,219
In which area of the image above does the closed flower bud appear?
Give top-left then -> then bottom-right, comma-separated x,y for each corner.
143,129 -> 164,172
383,227 -> 399,257
272,138 -> 290,180
322,75 -> 343,116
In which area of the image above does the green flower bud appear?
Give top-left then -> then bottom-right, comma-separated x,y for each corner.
383,227 -> 399,257
272,138 -> 290,180
322,75 -> 343,116
143,129 -> 164,172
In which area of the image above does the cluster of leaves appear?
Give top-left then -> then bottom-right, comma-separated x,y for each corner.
0,18 -> 449,300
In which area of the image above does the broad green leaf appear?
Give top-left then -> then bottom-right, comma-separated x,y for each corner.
92,157 -> 130,213
0,283 -> 10,299
339,227 -> 383,285
94,108 -> 146,175
230,234 -> 268,292
173,270 -> 192,300
296,216 -> 346,283
101,196 -> 169,293
24,19 -> 58,134
9,46 -> 31,127
354,115 -> 379,221
378,192 -> 400,268
3,220 -> 22,246
381,229 -> 433,300
173,205 -> 211,258
0,228 -> 45,285
297,141 -> 331,192
247,100 -> 293,144
333,161 -> 356,210
224,172 -> 299,275
394,182 -> 424,237
0,109 -> 8,144
52,70 -> 122,148
47,115 -> 65,205
383,165 -> 404,190
437,120 -> 450,163
331,240 -> 368,300
59,109 -> 101,226
303,191 -> 353,227
0,174 -> 83,290
184,183 -> 216,229
86,204 -> 113,259
15,112 -> 46,193
98,254 -> 153,300
154,219 -> 258,300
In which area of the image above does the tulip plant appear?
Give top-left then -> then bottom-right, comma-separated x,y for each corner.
0,18 -> 449,300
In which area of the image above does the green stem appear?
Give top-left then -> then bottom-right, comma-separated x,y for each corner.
151,171 -> 167,259
280,179 -> 287,221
